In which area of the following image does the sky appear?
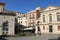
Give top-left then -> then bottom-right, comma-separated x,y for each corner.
0,0 -> 60,13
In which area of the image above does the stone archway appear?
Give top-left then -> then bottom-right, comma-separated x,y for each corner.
2,21 -> 9,35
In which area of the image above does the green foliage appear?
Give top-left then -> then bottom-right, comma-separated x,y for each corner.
17,32 -> 26,36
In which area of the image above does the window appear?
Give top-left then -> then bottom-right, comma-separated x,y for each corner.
58,26 -> 60,30
49,14 -> 52,22
21,21 -> 22,23
31,19 -> 34,23
30,14 -> 34,18
37,21 -> 40,25
56,12 -> 60,21
31,14 -> 34,18
57,15 -> 60,21
43,26 -> 45,30
43,15 -> 45,22
30,15 -> 31,17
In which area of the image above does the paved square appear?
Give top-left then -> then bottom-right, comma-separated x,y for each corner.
4,34 -> 60,40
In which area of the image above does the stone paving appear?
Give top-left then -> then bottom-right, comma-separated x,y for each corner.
1,34 -> 60,40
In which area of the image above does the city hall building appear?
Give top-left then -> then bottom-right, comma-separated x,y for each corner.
0,2 -> 16,35
35,5 -> 60,34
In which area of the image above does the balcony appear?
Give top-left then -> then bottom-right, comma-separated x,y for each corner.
29,17 -> 35,19
29,22 -> 35,24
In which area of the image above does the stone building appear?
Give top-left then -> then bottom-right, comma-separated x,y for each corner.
36,5 -> 60,34
0,2 -> 16,36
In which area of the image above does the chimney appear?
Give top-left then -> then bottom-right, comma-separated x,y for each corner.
0,2 -> 5,12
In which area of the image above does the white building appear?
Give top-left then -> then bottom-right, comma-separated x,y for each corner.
36,5 -> 60,34
17,13 -> 27,27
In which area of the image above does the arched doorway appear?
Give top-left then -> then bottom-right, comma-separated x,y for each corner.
2,21 -> 9,35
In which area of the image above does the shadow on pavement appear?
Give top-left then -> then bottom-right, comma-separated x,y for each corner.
48,37 -> 60,40
0,37 -> 7,40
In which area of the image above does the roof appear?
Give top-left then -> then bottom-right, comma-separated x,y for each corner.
43,5 -> 60,11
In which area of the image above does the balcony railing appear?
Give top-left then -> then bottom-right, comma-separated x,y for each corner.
29,17 -> 35,19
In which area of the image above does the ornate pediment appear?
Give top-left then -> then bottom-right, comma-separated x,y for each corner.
43,5 -> 60,11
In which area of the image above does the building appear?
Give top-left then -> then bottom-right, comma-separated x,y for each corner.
36,5 -> 60,34
0,2 -> 16,36
16,12 -> 27,27
27,7 -> 42,28
16,12 -> 25,17
15,12 -> 28,34
17,14 -> 27,27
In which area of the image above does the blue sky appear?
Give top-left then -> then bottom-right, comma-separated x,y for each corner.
0,0 -> 60,13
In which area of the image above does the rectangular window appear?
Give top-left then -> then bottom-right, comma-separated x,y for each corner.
31,14 -> 34,18
58,26 -> 60,30
43,26 -> 45,30
57,15 -> 60,21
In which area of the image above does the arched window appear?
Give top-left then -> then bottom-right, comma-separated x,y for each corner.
56,12 -> 60,21
49,14 -> 52,22
43,15 -> 45,22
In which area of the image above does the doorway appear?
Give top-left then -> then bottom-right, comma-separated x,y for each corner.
49,25 -> 53,32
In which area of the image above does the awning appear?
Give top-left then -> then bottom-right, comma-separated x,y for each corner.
22,27 -> 34,30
